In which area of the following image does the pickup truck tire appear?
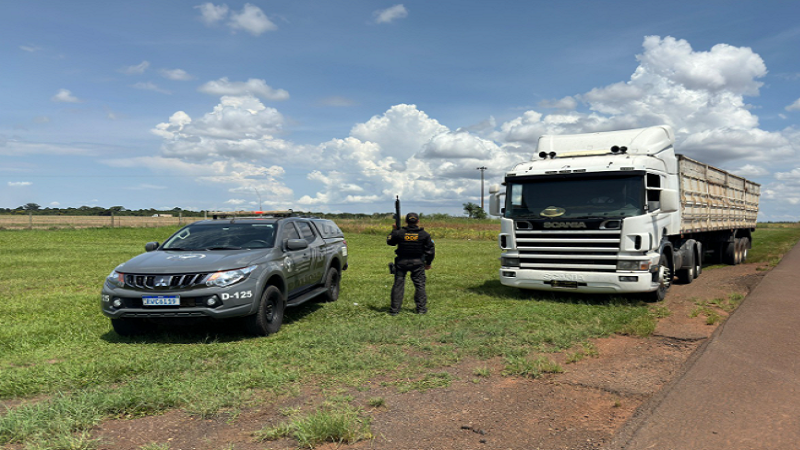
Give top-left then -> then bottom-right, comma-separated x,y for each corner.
111,318 -> 146,336
323,267 -> 341,302
646,253 -> 671,302
245,285 -> 285,336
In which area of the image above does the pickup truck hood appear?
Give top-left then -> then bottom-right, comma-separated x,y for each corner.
115,249 -> 271,274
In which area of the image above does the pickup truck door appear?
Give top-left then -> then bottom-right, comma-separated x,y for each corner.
280,223 -> 313,296
295,221 -> 326,285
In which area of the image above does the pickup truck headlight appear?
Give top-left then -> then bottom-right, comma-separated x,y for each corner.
617,260 -> 651,271
106,270 -> 125,288
204,265 -> 257,287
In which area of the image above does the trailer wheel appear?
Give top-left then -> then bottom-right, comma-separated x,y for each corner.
737,237 -> 749,264
724,240 -> 738,265
695,244 -> 703,276
646,253 -> 671,302
677,250 -> 695,284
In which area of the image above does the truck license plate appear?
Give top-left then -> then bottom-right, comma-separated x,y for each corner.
551,280 -> 578,289
143,295 -> 180,306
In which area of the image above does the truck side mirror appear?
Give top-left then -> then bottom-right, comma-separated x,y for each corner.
660,189 -> 679,213
489,184 -> 504,216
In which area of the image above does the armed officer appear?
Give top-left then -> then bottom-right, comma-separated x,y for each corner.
387,212 -> 435,315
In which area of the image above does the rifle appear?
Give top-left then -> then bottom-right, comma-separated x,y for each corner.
394,195 -> 401,230
389,195 -> 400,275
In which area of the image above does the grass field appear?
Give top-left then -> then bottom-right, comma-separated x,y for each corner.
1,222 -> 798,448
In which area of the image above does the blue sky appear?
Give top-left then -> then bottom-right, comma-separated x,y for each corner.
3,1 -> 800,219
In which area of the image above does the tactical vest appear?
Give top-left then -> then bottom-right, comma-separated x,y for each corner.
396,227 -> 426,259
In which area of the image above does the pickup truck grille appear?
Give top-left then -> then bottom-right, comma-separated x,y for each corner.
515,230 -> 621,272
123,273 -> 209,290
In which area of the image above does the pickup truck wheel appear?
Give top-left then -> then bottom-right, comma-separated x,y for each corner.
111,318 -> 146,336
245,285 -> 285,336
646,253 -> 671,302
323,267 -> 341,302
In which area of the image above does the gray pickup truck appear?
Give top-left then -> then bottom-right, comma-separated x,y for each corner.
101,214 -> 348,336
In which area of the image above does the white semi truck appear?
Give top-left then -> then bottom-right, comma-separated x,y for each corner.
488,125 -> 760,300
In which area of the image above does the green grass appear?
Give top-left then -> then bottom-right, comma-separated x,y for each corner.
1,222 -> 798,447
254,404 -> 372,448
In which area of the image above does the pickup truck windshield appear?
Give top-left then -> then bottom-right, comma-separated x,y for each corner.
505,174 -> 645,219
161,223 -> 276,250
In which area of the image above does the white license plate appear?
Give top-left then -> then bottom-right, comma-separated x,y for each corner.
143,296 -> 180,306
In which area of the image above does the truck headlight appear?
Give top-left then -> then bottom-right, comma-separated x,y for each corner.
106,270 -> 125,288
501,257 -> 520,268
204,265 -> 257,287
617,260 -> 650,271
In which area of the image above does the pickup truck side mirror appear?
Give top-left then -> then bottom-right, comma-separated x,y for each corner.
286,239 -> 309,251
145,242 -> 160,252
660,189 -> 679,213
489,184 -> 504,217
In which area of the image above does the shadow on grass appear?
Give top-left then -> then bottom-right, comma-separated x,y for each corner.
101,298 -> 326,343
468,279 -> 643,306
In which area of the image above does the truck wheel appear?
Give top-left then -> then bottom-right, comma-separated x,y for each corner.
111,318 -> 146,336
724,240 -> 738,265
677,251 -> 695,284
245,285 -> 285,336
322,267 -> 341,302
646,253 -> 671,302
737,237 -> 749,264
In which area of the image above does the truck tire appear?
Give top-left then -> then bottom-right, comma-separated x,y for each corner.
738,237 -> 749,264
677,250 -> 695,284
646,253 -> 671,302
724,239 -> 738,265
111,318 -> 146,336
245,285 -> 285,336
322,267 -> 341,302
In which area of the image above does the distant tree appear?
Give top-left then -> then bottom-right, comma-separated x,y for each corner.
463,202 -> 487,219
22,203 -> 41,211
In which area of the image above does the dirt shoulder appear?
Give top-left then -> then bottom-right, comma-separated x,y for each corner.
93,262 -> 768,450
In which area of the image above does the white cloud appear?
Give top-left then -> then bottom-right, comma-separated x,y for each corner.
229,3 -> 277,35
197,3 -> 276,35
20,44 -> 42,52
732,164 -> 769,178
160,68 -> 194,81
51,89 -> 81,103
151,96 -> 294,160
33,116 -> 51,124
196,2 -> 229,25
119,61 -> 150,75
538,96 -> 578,111
786,98 -> 800,112
374,4 -> 408,24
199,78 -> 289,101
8,181 -> 32,187
132,82 -> 171,95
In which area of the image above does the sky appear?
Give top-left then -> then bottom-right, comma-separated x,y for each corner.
2,1 -> 800,220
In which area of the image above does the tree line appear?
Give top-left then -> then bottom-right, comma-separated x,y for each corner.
3,202 -> 489,219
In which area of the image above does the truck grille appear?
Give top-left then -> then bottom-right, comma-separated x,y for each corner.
123,273 -> 209,290
515,229 -> 621,272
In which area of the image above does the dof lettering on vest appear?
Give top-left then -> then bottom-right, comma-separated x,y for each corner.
404,234 -> 419,241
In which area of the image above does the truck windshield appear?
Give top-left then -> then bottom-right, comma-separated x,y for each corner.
505,174 -> 645,219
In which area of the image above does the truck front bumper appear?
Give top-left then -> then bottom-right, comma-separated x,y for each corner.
499,268 -> 657,294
